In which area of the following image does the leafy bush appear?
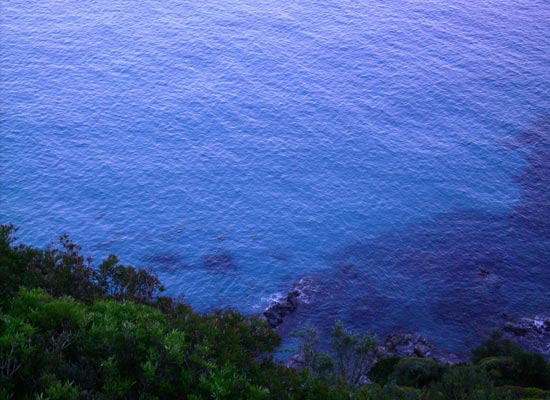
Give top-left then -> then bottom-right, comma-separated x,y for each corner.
474,331 -> 550,389
390,357 -> 446,388
2,224 -> 549,399
426,366 -> 513,400
293,321 -> 378,387
496,385 -> 550,399
356,382 -> 422,399
368,356 -> 402,385
509,350 -> 550,389
331,321 -> 378,386
0,314 -> 35,390
479,357 -> 515,382
0,224 -> 164,309
472,330 -> 519,362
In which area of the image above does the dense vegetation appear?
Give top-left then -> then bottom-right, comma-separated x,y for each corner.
1,224 -> 549,399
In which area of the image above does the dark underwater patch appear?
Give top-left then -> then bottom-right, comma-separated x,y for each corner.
513,115 -> 550,238
285,116 -> 550,353
141,253 -> 194,273
515,115 -> 550,148
202,253 -> 237,273
143,253 -> 183,265
269,251 -> 290,262
514,149 -> 550,237
141,251 -> 240,274
159,227 -> 187,242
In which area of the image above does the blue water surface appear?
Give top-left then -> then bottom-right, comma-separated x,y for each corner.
1,0 -> 549,353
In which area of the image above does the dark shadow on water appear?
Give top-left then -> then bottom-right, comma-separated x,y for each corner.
143,253 -> 183,266
202,253 -> 238,274
513,115 -> 550,237
142,253 -> 194,273
283,116 -> 550,355
142,251 -> 239,275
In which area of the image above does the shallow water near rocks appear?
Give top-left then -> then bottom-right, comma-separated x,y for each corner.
1,0 -> 549,354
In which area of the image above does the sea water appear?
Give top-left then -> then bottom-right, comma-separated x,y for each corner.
1,0 -> 549,353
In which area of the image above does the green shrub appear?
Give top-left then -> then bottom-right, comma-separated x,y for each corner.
474,333 -> 550,389
1,225 -> 548,399
42,375 -> 80,400
496,385 -> 550,399
479,357 -> 516,382
331,321 -> 378,386
390,357 -> 445,388
0,314 -> 35,386
356,382 -> 421,400
472,331 -> 520,362
509,350 -> 550,389
426,366 -> 513,400
368,356 -> 402,385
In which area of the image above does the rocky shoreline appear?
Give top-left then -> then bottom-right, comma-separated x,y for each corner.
501,315 -> 550,358
263,278 -> 550,367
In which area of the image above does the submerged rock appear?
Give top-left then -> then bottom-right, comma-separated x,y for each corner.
478,268 -> 491,277
202,253 -> 236,273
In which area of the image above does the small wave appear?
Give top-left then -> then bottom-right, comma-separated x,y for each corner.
292,276 -> 321,305
255,276 -> 320,312
261,292 -> 286,306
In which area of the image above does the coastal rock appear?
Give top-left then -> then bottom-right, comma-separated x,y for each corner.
502,315 -> 550,359
263,290 -> 300,328
378,332 -> 463,365
379,333 -> 433,358
504,322 -> 530,336
285,349 -> 306,370
357,375 -> 373,386
263,277 -> 315,328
